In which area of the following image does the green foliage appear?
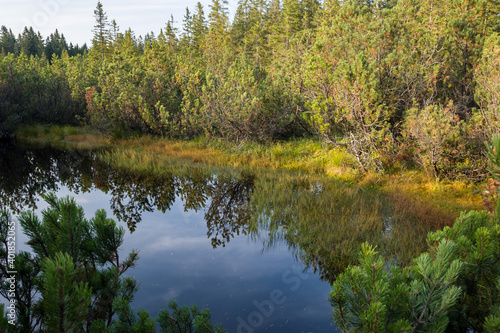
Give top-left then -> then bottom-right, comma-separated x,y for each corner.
487,135 -> 500,182
484,302 -> 500,333
409,240 -> 463,332
0,26 -> 16,56
41,253 -> 92,332
86,39 -> 184,136
0,53 -> 84,136
331,211 -> 499,332
18,27 -> 43,57
199,55 -> 296,141
0,304 -> 16,333
45,30 -> 68,60
157,300 -> 226,333
330,239 -> 465,332
92,1 -> 111,61
2,0 -> 500,177
428,210 -> 500,331
403,104 -> 462,177
330,137 -> 500,332
475,32 -> 500,137
301,0 -> 393,172
8,193 -> 139,330
0,194 -> 225,332
329,243 -> 411,332
109,296 -> 156,333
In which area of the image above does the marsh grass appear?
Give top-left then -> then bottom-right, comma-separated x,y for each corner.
16,125 -> 484,214
390,191 -> 455,229
98,147 -> 214,177
11,125 -> 485,282
96,134 -> 356,181
16,125 -> 110,149
380,171 -> 483,216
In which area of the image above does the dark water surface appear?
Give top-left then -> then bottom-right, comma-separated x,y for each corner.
0,141 -> 434,332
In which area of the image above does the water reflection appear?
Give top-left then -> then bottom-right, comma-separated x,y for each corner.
0,141 -> 95,213
0,141 -> 255,247
250,174 -> 430,281
0,141 -> 432,283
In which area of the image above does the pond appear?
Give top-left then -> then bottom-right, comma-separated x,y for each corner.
0,140 -> 435,332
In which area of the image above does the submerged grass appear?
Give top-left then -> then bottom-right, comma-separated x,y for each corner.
251,172 -> 452,279
15,125 -> 485,216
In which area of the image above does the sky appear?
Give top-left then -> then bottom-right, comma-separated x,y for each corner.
0,0 -> 237,46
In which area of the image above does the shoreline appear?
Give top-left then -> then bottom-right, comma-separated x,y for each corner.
15,124 -> 484,219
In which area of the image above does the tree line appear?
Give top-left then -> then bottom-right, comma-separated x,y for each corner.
1,0 -> 500,179
0,26 -> 87,59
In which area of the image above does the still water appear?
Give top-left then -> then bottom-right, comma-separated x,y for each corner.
0,141 -> 434,332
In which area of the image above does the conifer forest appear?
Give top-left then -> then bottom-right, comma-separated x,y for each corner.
1,0 -> 500,177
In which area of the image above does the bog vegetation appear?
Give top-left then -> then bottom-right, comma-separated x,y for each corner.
0,140 -> 498,332
1,0 -> 500,331
1,0 -> 500,179
329,136 -> 500,332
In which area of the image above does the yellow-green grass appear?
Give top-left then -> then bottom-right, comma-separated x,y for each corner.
16,124 -> 112,150
113,135 -> 357,179
15,125 -> 485,216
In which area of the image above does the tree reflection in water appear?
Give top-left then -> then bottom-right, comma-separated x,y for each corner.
0,141 -> 437,283
249,174 -> 432,282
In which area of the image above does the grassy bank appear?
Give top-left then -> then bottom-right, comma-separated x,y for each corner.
16,125 -> 484,217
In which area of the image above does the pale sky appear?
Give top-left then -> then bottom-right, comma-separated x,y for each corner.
0,0 -> 237,46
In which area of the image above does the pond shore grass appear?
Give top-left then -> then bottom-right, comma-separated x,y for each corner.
16,125 -> 484,218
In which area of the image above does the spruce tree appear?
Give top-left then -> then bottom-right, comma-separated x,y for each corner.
265,0 -> 284,58
164,15 -> 179,52
45,29 -> 68,60
208,0 -> 230,47
192,2 -> 208,53
92,1 -> 111,61
301,0 -> 320,30
282,0 -> 302,48
181,7 -> 193,48
232,0 -> 252,50
232,0 -> 269,63
0,26 -> 16,55
111,19 -> 120,44
18,27 -> 43,57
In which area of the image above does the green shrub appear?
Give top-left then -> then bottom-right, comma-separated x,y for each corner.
403,104 -> 487,180
330,137 -> 500,332
330,209 -> 500,332
0,194 -> 225,332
